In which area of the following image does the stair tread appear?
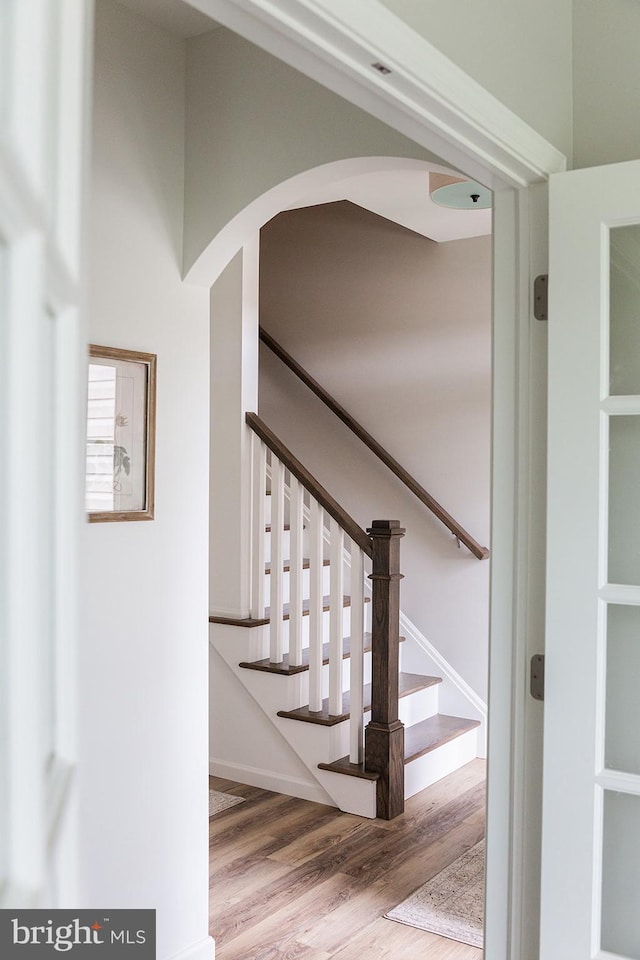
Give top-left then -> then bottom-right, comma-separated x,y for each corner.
239,634 -> 407,676
265,594 -> 370,620
317,756 -> 379,781
265,558 -> 331,574
404,714 -> 481,764
277,672 -> 441,726
317,713 -> 481,780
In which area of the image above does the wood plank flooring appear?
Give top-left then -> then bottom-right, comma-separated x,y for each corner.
209,760 -> 485,960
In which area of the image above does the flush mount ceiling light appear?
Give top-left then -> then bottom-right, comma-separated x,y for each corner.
429,172 -> 492,210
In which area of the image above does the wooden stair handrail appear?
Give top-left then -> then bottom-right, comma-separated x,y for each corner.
259,327 -> 489,561
246,413 -> 372,558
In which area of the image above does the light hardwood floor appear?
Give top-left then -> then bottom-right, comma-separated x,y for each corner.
209,760 -> 485,959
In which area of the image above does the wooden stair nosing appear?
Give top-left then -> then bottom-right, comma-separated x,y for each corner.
209,615 -> 270,627
238,634 -> 406,676
265,558 -> 330,574
317,756 -> 379,781
276,672 -> 441,726
264,594 -> 370,621
317,713 -> 481,781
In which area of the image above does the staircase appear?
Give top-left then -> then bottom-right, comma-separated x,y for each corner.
209,414 -> 485,820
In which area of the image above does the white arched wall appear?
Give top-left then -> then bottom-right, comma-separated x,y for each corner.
188,155 -> 446,286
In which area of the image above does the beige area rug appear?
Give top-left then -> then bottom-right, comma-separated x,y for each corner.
209,789 -> 246,817
385,840 -> 485,948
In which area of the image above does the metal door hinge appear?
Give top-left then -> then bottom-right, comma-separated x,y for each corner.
534,275 -> 548,321
530,654 -> 545,700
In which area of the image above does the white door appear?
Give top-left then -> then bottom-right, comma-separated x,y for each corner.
540,159 -> 640,960
0,0 -> 93,906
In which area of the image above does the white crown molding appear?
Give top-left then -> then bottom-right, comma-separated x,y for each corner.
188,0 -> 566,190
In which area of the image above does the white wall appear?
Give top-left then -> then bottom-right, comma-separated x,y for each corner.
573,0 -> 640,168
377,0 -> 573,160
183,26 -> 442,276
209,648 -> 328,795
259,202 -> 491,700
83,4 -> 212,959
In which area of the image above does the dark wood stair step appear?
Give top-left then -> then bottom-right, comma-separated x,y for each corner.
317,713 -> 480,779
277,672 -> 441,727
239,633 -> 406,676
403,714 -> 480,764
264,594 -> 370,621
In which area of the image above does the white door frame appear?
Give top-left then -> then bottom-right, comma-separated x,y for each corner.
190,1 -> 566,955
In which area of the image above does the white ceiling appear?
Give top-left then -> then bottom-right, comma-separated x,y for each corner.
113,4 -> 491,243
287,166 -> 492,243
116,0 -> 218,38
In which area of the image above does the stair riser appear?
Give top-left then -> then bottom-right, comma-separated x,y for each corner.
404,727 -> 479,800
398,684 -> 440,726
268,605 -> 362,642
265,565 -> 331,603
264,528 -> 331,565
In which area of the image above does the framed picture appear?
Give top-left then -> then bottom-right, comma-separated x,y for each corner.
86,345 -> 157,522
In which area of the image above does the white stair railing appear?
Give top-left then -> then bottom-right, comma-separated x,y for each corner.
288,475 -> 304,667
247,415 -> 372,762
349,545 -> 365,763
328,518 -> 344,716
308,497 -> 324,710
269,458 -> 285,663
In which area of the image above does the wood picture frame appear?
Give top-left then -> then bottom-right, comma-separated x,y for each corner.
86,345 -> 157,522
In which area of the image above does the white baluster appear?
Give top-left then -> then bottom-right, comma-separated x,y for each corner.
329,518 -> 345,716
250,435 -> 266,620
289,475 -> 304,667
349,545 -> 365,764
308,498 -> 324,712
269,458 -> 285,663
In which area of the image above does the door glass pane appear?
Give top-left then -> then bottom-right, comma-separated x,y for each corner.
610,224 -> 640,396
608,416 -> 640,584
602,790 -> 640,958
605,604 -> 640,774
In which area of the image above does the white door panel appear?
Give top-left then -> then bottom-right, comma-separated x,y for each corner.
0,0 -> 93,907
541,159 -> 640,960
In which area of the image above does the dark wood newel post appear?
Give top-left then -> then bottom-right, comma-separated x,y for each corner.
365,519 -> 405,820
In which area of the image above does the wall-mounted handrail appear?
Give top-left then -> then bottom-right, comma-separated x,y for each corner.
259,327 -> 489,561
246,412 -> 372,558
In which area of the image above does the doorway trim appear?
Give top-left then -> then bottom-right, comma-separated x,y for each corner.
191,1 -> 566,956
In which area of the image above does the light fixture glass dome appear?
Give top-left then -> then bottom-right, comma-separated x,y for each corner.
430,179 -> 492,210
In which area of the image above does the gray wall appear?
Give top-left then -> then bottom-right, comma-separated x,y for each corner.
573,0 -> 640,168
378,0 -> 573,158
259,201 -> 491,699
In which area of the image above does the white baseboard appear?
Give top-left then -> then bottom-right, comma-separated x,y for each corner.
166,936 -> 215,960
209,757 -> 335,807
